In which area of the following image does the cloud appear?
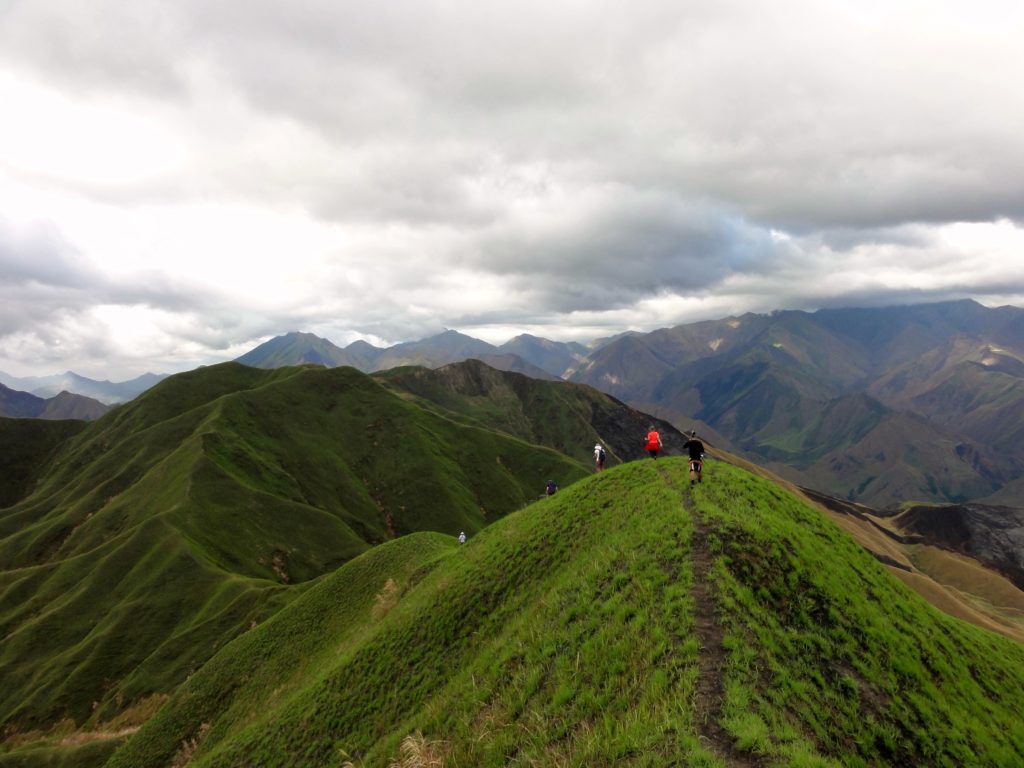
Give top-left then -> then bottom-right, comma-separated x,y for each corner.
465,188 -> 791,312
1,0 -> 1023,376
0,219 -> 94,290
8,1 -> 1023,228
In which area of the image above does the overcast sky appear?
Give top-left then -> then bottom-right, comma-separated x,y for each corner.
2,0 -> 1023,379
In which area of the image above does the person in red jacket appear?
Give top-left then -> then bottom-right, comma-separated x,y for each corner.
645,426 -> 662,458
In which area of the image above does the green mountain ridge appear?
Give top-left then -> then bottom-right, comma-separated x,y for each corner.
375,359 -> 690,468
2,362 -> 1024,767
0,362 -> 588,736
96,460 -> 1024,767
15,300 -> 1023,509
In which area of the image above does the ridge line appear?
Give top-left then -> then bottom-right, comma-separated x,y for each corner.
657,464 -> 759,767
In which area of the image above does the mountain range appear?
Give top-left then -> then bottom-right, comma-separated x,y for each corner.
2,359 -> 1022,765
6,299 -> 1024,508
233,300 -> 1024,508
235,329 -> 585,380
570,300 -> 1024,508
0,382 -> 110,421
0,370 -> 166,405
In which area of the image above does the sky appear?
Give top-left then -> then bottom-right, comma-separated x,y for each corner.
1,0 -> 1023,380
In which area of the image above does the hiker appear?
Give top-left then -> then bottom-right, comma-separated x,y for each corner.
594,443 -> 606,472
683,430 -> 705,485
545,479 -> 558,496
458,531 -> 467,545
645,425 -> 662,459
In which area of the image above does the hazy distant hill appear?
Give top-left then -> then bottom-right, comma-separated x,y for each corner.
237,330 -> 565,379
234,331 -> 356,368
892,502 -> 1024,591
572,300 -> 1024,507
371,329 -> 498,369
340,338 -> 386,370
497,333 -> 588,377
0,370 -> 166,404
0,382 -> 111,420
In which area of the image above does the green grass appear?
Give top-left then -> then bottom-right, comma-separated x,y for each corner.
0,738 -> 126,768
0,364 -> 587,736
5,367 -> 1024,767
695,461 -> 1024,766
106,463 -> 714,767
102,459 -> 1024,767
375,360 -> 677,467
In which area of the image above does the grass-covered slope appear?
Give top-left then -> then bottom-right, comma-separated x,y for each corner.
107,459 -> 1024,768
0,417 -> 87,508
0,363 -> 587,737
376,359 -> 688,467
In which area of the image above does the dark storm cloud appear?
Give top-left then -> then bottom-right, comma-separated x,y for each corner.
469,192 -> 791,312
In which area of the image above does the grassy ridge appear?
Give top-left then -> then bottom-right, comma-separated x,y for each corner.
0,363 -> 587,736
376,359 -> 687,468
106,459 -> 1024,767
697,463 -> 1024,765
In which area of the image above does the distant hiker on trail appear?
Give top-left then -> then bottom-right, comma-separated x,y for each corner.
645,426 -> 663,459
458,531 -> 467,545
545,480 -> 558,496
594,443 -> 606,472
683,430 -> 705,485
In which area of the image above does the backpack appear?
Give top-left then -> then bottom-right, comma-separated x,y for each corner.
597,447 -> 605,461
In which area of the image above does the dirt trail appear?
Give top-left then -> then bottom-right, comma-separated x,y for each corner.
657,466 -> 760,767
688,494 -> 761,767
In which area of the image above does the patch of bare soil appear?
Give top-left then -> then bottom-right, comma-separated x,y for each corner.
271,550 -> 291,583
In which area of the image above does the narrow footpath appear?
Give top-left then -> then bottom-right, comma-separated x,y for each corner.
658,466 -> 760,768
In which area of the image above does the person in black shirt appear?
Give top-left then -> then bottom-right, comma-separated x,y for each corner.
683,430 -> 705,485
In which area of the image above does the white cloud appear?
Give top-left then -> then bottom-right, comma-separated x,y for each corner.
1,0 -> 1023,378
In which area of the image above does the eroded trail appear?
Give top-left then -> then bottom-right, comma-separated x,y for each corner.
688,498 -> 761,767
658,466 -> 759,768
